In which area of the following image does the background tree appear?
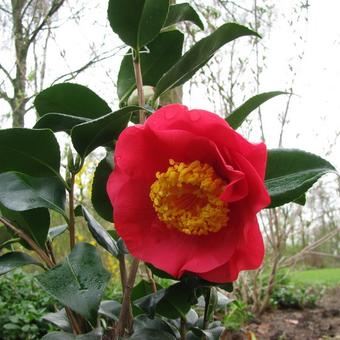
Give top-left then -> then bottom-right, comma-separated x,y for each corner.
0,0 -> 65,127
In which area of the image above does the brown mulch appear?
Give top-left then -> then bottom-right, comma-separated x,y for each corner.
241,287 -> 340,340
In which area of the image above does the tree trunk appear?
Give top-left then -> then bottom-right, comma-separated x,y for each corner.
11,0 -> 28,127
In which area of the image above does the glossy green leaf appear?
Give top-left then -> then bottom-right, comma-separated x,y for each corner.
130,329 -> 176,340
265,149 -> 337,208
107,0 -> 169,49
0,172 -> 66,218
0,252 -> 42,275
0,226 -> 15,249
147,263 -> 178,280
205,288 -> 218,324
293,194 -> 307,206
226,91 -> 287,129
132,315 -> 177,340
36,243 -> 111,324
118,30 -> 184,103
156,282 -> 196,319
91,154 -> 114,222
34,113 -> 89,134
42,309 -> 72,332
0,206 -> 50,248
216,291 -> 233,309
79,205 -> 119,257
184,309 -> 198,328
135,281 -> 195,319
163,3 -> 204,30
34,83 -> 111,119
71,106 -> 140,158
41,332 -> 74,340
98,300 -> 121,321
182,273 -> 233,292
154,23 -> 259,99
188,325 -> 225,340
48,224 -> 68,241
0,128 -> 61,179
132,279 -> 163,301
41,329 -> 103,340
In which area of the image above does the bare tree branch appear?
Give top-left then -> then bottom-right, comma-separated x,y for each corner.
0,88 -> 13,103
0,63 -> 14,85
27,0 -> 65,47
52,47 -> 124,84
0,5 -> 11,15
20,0 -> 35,21
280,228 -> 339,267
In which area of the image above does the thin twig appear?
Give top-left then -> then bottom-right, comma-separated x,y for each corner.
133,52 -> 145,123
0,63 -> 14,85
27,0 -> 65,47
144,263 -> 157,293
0,216 -> 53,268
68,173 -> 76,250
180,317 -> 186,340
118,254 -> 127,293
116,258 -> 140,337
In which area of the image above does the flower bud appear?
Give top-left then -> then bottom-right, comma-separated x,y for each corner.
127,86 -> 159,106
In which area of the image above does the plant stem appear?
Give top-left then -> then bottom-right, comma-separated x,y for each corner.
144,263 -> 157,293
180,317 -> 186,340
0,216 -> 54,268
116,257 -> 140,337
0,216 -> 84,334
46,240 -> 56,265
118,254 -> 127,292
133,50 -> 145,123
114,48 -> 146,339
0,237 -> 21,249
114,47 -> 145,338
203,288 -> 211,330
65,308 -> 82,335
68,173 -> 76,250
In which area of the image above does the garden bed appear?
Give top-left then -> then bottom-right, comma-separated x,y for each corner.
244,287 -> 340,339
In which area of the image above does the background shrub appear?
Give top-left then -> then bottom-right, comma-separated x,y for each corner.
0,270 -> 57,340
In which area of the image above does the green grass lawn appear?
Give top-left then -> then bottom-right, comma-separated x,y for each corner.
290,268 -> 340,286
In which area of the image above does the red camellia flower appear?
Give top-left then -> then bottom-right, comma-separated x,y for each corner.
107,104 -> 270,283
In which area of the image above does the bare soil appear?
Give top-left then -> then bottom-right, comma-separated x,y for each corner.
243,287 -> 340,340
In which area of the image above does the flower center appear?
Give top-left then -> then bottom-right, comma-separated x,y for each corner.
150,159 -> 229,235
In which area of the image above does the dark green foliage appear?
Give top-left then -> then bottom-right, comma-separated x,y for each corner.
0,128 -> 61,179
0,172 -> 66,217
226,91 -> 287,129
0,252 -> 42,275
34,83 -> 112,119
91,153 -> 114,222
117,30 -> 184,103
79,206 -> 119,257
154,23 -> 260,99
36,243 -> 111,324
0,206 -> 50,249
265,149 -> 337,208
71,106 -> 140,158
163,3 -> 204,30
107,0 -> 169,50
222,300 -> 253,331
270,285 -> 319,309
0,270 -> 57,340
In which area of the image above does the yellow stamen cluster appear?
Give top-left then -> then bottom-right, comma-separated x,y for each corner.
150,159 -> 229,235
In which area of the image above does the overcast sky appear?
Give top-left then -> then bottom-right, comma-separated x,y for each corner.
1,0 -> 339,171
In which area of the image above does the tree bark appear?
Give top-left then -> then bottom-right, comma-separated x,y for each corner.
11,0 -> 28,127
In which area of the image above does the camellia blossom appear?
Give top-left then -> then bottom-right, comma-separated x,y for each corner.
107,104 -> 270,283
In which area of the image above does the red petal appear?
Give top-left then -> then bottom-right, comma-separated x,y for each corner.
199,216 -> 264,282
233,152 -> 271,212
114,179 -> 242,278
146,104 -> 265,170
